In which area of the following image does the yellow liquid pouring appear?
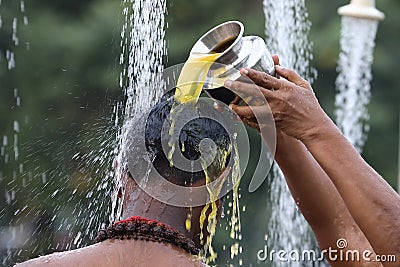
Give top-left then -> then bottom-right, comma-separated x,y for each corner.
198,143 -> 242,264
168,44 -> 243,263
174,52 -> 221,104
168,52 -> 221,167
199,146 -> 231,263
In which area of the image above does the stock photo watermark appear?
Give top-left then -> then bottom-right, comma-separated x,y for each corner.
257,238 -> 397,263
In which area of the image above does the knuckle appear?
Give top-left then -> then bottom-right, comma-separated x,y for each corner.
284,84 -> 294,92
299,80 -> 311,89
261,73 -> 270,84
271,79 -> 280,89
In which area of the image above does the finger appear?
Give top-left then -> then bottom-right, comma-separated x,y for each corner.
229,104 -> 271,119
272,55 -> 281,79
258,87 -> 276,101
242,117 -> 260,130
229,109 -> 242,122
240,68 -> 286,91
225,78 -> 279,104
275,66 -> 311,90
224,80 -> 265,103
272,54 -> 280,66
229,104 -> 254,118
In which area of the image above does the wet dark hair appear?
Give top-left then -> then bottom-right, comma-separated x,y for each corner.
145,90 -> 231,186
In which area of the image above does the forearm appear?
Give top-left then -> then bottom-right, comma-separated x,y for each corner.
303,119 -> 400,258
274,132 -> 344,228
272,133 -> 381,266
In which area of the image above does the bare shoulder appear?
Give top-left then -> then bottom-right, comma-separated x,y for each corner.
14,239 -> 207,267
14,242 -> 112,267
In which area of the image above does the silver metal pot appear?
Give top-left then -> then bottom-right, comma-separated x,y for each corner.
189,21 -> 275,104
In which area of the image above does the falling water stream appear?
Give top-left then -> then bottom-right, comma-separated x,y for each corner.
335,16 -> 379,152
111,0 -> 167,223
263,0 -> 320,266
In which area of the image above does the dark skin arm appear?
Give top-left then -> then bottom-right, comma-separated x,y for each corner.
225,59 -> 400,265
275,132 -> 381,266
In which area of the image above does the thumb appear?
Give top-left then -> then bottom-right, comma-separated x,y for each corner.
272,54 -> 280,66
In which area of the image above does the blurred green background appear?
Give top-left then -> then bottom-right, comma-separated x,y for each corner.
0,0 -> 399,266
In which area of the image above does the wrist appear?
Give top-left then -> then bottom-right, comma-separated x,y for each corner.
275,131 -> 300,161
300,113 -> 341,146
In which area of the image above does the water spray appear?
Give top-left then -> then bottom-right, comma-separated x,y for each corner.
334,0 -> 385,152
263,0 -> 318,263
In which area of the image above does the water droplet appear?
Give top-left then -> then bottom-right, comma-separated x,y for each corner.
14,121 -> 20,133
3,135 -> 8,146
42,173 -> 47,184
51,190 -> 59,198
73,231 -> 82,246
20,1 -> 25,13
86,191 -> 93,198
5,190 -> 11,205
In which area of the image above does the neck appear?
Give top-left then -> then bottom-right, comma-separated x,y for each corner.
122,190 -> 187,234
121,182 -> 203,247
